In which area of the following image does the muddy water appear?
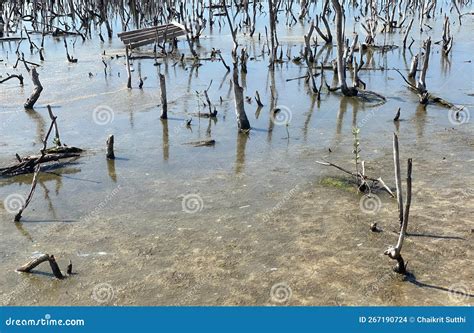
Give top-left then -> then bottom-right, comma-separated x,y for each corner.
0,3 -> 473,305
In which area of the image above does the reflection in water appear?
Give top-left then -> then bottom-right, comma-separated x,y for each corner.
335,97 -> 348,138
394,117 -> 400,133
255,105 -> 263,119
218,71 -> 230,91
440,53 -> 452,75
267,69 -> 277,142
351,98 -> 360,128
25,108 -> 46,143
235,131 -> 249,174
303,95 -> 316,142
241,71 -> 247,89
39,181 -> 58,220
14,221 -> 33,242
415,103 -> 427,139
161,118 -> 169,161
107,159 -> 117,182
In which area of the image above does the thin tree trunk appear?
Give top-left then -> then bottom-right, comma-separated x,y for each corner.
24,68 -> 43,109
331,0 -> 357,96
232,70 -> 250,131
159,74 -> 168,119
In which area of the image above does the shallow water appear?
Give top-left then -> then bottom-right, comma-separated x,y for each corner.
0,2 -> 472,305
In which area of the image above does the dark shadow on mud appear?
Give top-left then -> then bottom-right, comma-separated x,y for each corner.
406,232 -> 465,240
404,272 -> 474,299
19,219 -> 77,223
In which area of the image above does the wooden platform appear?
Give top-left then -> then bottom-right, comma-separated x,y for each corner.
118,22 -> 186,50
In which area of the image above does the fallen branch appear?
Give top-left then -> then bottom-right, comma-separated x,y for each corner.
316,160 -> 394,197
17,253 -> 67,279
14,165 -> 40,222
0,74 -> 24,85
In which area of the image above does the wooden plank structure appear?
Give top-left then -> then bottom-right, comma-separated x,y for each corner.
117,22 -> 186,50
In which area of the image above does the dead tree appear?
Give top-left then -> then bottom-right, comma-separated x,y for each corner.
232,70 -> 250,131
331,0 -> 358,96
106,135 -> 115,159
222,0 -> 238,62
416,38 -> 431,97
315,0 -> 332,44
268,0 -> 279,69
23,61 -> 43,109
442,16 -> 453,55
125,46 -> 132,89
63,38 -> 78,63
403,18 -> 414,49
303,21 -> 318,94
408,55 -> 418,79
384,134 -> 412,275
159,74 -> 168,119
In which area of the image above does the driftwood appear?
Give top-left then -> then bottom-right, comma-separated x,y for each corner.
16,254 -> 68,279
63,38 -> 78,63
384,134 -> 412,274
0,107 -> 83,177
14,165 -> 40,222
184,139 -> 216,147
0,74 -> 24,85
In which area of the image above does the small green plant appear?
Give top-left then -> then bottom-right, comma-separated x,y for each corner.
53,137 -> 61,147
